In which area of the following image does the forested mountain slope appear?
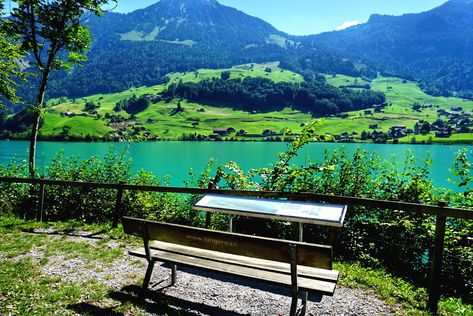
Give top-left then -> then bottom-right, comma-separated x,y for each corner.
307,0 -> 473,97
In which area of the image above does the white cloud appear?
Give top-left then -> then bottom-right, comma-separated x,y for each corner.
336,20 -> 360,31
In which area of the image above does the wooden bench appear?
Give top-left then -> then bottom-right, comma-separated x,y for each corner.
122,216 -> 339,316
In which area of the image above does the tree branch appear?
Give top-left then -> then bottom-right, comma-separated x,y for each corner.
27,2 -> 44,70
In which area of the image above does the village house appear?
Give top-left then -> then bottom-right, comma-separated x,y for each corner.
335,132 -> 353,141
212,128 -> 230,136
262,129 -> 277,136
60,111 -> 75,117
390,125 -> 408,138
210,127 -> 237,138
435,128 -> 452,138
373,102 -> 388,110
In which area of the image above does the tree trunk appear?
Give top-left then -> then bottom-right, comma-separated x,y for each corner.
28,70 -> 50,178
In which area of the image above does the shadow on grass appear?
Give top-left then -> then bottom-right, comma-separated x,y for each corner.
68,302 -> 123,316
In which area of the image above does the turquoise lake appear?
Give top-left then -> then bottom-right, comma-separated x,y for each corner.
0,141 -> 472,190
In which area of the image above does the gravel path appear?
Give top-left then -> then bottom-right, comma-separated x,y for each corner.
15,229 -> 395,316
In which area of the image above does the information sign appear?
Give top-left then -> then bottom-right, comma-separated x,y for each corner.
192,194 -> 347,227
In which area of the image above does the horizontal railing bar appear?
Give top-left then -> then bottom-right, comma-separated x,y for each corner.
1,176 -> 472,220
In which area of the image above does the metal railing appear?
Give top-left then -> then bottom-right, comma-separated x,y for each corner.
1,176 -> 472,314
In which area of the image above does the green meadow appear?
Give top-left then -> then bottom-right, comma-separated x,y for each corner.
134,101 -> 310,139
43,63 -> 309,140
320,75 -> 473,143
166,62 -> 304,84
37,64 -> 473,143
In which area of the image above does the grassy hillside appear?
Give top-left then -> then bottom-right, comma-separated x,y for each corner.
320,74 -> 473,143
13,63 -> 472,143
166,62 -> 304,84
40,63 -> 309,141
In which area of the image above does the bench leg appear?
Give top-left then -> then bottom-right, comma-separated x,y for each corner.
171,264 -> 177,285
290,290 -> 309,316
290,291 -> 298,316
142,260 -> 156,290
299,291 -> 308,316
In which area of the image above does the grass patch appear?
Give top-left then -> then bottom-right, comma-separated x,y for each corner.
0,259 -> 82,315
43,239 -> 125,263
40,113 -> 113,137
398,133 -> 473,145
0,217 -> 142,315
166,62 -> 304,85
335,261 -> 473,315
0,216 -> 134,260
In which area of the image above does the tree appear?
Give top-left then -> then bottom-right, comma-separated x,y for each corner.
412,102 -> 422,112
419,121 -> 431,135
0,0 -> 27,107
220,70 -> 230,80
7,0 -> 115,177
84,101 -> 98,112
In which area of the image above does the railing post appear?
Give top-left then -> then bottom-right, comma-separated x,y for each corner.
229,215 -> 233,232
38,176 -> 45,222
428,202 -> 447,315
292,222 -> 303,242
205,211 -> 211,228
112,181 -> 125,228
206,179 -> 218,228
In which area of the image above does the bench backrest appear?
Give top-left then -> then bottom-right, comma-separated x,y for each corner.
122,216 -> 333,270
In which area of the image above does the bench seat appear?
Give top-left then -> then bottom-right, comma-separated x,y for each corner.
130,241 -> 338,295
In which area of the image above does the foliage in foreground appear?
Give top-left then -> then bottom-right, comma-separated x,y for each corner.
0,125 -> 472,307
0,0 -> 27,109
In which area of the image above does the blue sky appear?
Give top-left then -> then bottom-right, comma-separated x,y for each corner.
112,0 -> 448,35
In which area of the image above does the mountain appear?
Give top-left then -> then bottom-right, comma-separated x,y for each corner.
39,0 -> 305,102
11,0 -> 473,111
306,0 -> 473,97
86,0 -> 287,48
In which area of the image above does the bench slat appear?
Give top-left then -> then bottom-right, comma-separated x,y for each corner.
123,217 -> 333,270
129,247 -> 337,295
148,241 -> 339,282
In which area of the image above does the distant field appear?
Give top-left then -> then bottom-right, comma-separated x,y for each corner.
397,133 -> 473,144
43,63 -> 309,140
136,101 -> 311,139
324,74 -> 371,88
38,65 -> 472,143
322,74 -> 473,143
166,62 -> 304,85
40,113 -> 113,137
